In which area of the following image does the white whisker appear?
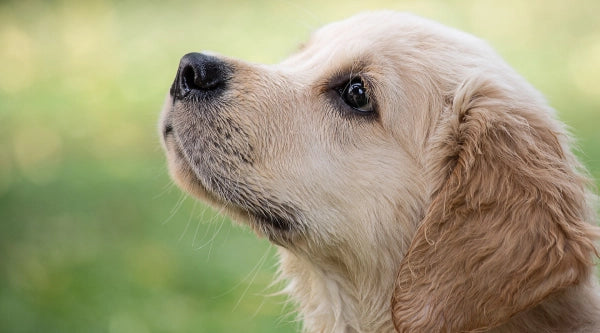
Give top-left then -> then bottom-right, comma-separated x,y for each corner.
232,246 -> 272,311
161,192 -> 187,225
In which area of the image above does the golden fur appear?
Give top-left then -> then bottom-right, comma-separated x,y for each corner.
160,11 -> 600,332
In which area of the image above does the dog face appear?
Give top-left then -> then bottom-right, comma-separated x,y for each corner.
160,11 -> 598,332
162,13 -> 406,246
160,12 -> 490,248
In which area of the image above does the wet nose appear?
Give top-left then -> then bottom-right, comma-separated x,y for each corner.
170,52 -> 230,98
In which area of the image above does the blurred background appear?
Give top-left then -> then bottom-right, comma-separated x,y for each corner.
0,0 -> 599,332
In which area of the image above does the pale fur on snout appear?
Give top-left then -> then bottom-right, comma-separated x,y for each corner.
160,11 -> 600,333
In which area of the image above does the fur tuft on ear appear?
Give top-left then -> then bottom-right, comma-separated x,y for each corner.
391,74 -> 599,332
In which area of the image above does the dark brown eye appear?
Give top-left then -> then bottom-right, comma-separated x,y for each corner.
339,77 -> 373,113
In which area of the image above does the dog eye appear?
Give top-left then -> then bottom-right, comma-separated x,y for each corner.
338,78 -> 373,113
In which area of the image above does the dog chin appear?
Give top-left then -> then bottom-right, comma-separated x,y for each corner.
164,136 -> 298,245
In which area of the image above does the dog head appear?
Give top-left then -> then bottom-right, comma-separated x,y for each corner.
160,11 -> 598,332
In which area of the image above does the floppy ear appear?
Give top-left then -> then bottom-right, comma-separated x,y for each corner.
391,74 -> 599,332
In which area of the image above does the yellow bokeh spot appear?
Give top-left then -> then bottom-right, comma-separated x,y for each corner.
0,25 -> 36,94
568,36 -> 600,101
469,0 -> 533,43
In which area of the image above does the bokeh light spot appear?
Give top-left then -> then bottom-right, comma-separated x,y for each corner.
0,25 -> 36,94
568,36 -> 600,101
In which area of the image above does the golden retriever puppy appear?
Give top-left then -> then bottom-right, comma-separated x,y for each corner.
159,11 -> 600,333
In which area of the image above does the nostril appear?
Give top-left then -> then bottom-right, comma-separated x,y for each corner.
181,65 -> 196,94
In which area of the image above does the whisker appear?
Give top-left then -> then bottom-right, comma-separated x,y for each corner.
161,192 -> 187,225
194,218 -> 225,252
192,204 -> 210,247
153,179 -> 177,200
178,201 -> 198,242
232,246 -> 271,311
211,246 -> 271,300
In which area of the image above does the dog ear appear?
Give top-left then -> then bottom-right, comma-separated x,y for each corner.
391,74 -> 599,332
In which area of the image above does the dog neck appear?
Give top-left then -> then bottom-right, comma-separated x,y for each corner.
273,192 -> 424,332
277,242 -> 404,332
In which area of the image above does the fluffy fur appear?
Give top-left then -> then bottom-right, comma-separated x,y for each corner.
160,11 -> 600,332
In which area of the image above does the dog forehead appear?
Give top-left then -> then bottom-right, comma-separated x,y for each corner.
276,13 -> 396,74
277,11 -> 478,74
315,11 -> 420,41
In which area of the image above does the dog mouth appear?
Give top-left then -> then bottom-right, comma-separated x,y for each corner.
162,119 -> 301,241
162,123 -> 173,138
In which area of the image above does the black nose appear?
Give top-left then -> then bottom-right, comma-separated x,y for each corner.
170,52 -> 230,98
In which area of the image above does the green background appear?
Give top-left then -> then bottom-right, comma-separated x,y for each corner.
1,1 -> 599,332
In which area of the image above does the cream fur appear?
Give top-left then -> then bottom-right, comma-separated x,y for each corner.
160,11 -> 600,333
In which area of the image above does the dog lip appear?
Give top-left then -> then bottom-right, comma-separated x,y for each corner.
253,211 -> 293,231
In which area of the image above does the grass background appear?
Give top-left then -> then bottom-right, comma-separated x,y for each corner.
1,0 -> 599,332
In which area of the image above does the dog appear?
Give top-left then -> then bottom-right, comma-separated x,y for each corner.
159,11 -> 600,332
